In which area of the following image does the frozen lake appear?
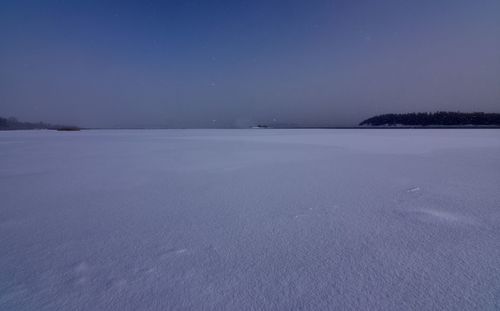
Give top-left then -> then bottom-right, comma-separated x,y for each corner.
1,129 -> 500,310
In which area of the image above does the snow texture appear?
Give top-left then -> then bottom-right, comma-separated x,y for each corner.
1,129 -> 500,310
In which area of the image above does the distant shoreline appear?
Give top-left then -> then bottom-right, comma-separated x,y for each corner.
3,126 -> 500,131
359,112 -> 500,127
283,126 -> 500,129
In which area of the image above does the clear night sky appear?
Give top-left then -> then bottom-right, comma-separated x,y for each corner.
1,0 -> 499,128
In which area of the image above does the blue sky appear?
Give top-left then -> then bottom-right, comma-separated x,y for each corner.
1,0 -> 499,127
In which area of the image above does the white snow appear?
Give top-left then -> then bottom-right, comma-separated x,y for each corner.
1,129 -> 500,310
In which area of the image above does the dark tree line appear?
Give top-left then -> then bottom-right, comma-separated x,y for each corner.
359,112 -> 500,126
0,116 -> 79,131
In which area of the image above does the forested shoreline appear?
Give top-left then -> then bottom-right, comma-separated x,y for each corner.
360,112 -> 500,126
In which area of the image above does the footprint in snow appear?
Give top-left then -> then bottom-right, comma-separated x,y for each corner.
74,261 -> 89,273
107,278 -> 128,290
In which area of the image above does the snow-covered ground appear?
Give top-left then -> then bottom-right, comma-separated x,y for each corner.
1,129 -> 500,310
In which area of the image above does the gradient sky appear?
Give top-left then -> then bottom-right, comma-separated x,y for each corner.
1,0 -> 499,128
